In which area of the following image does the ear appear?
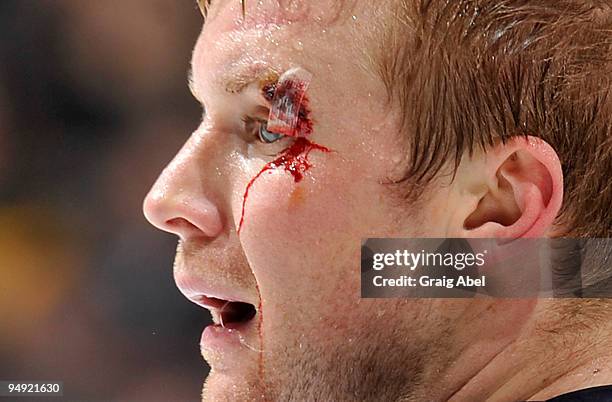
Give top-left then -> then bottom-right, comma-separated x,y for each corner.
450,136 -> 564,238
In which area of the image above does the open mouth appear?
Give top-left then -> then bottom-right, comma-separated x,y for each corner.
197,295 -> 257,329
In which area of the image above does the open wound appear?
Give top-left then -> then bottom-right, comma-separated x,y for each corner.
238,67 -> 330,234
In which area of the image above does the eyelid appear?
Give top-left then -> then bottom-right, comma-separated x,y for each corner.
242,116 -> 264,134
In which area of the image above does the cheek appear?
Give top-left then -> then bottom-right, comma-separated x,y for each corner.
237,165 -> 361,346
236,150 -> 355,275
236,152 -> 355,246
235,151 -> 388,328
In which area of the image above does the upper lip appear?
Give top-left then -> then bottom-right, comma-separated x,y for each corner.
175,272 -> 259,328
174,271 -> 258,310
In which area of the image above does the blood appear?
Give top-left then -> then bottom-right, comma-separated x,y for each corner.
241,77 -> 329,399
238,76 -> 326,234
262,82 -> 276,101
256,297 -> 266,399
237,137 -> 330,234
266,78 -> 313,138
242,136 -> 329,400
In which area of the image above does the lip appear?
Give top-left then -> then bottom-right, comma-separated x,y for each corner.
201,323 -> 249,350
174,271 -> 257,306
199,314 -> 258,356
174,272 -> 260,355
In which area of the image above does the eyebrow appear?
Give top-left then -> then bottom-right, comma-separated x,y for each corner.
196,0 -> 212,18
188,64 -> 280,102
197,0 -> 247,22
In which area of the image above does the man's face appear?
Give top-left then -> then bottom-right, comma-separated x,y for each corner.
144,1 -> 462,400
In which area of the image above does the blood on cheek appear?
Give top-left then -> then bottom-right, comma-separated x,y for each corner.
237,77 -> 330,234
237,73 -> 330,395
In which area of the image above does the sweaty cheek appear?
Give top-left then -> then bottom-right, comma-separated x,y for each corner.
238,169 -> 323,235
242,171 -> 364,343
238,163 -> 355,285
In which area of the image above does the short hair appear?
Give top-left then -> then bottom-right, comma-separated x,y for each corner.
376,0 -> 612,238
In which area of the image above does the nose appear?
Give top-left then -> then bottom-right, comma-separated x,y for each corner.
143,140 -> 224,241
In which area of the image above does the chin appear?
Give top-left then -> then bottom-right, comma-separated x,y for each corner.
202,370 -> 267,402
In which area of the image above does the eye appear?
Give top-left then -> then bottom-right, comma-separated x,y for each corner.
257,121 -> 284,144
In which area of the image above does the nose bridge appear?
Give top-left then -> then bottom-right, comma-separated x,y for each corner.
144,127 -> 227,240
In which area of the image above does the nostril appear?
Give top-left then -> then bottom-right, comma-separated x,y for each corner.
165,217 -> 203,237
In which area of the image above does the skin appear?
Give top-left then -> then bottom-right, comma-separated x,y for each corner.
143,1 -> 612,400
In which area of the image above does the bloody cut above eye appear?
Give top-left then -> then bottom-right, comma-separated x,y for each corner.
237,68 -> 330,234
267,67 -> 314,138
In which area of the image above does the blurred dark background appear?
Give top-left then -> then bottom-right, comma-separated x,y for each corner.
0,1 -> 212,400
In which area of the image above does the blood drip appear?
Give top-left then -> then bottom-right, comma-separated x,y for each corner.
240,72 -> 328,399
237,137 -> 330,234
242,136 -> 329,400
238,71 -> 324,234
256,297 -> 266,399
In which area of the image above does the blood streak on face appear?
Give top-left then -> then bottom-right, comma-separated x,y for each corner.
238,137 -> 330,232
238,69 -> 328,234
238,70 -> 329,396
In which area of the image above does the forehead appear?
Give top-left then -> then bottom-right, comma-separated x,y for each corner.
190,0 -> 394,142
205,0 -> 351,31
192,0 -> 370,102
192,0 -> 359,79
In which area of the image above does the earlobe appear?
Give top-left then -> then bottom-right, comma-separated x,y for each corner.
461,136 -> 564,239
